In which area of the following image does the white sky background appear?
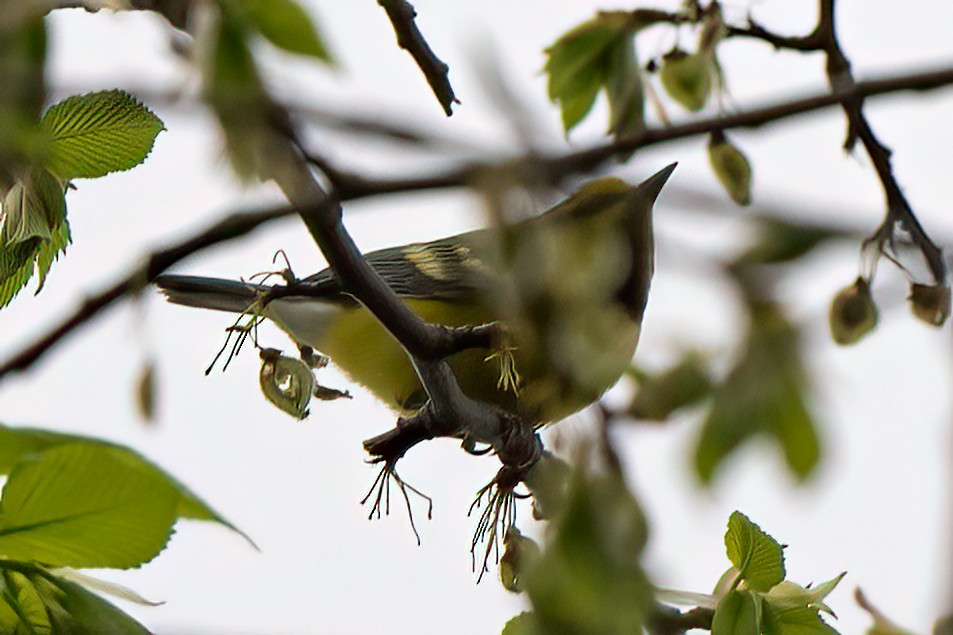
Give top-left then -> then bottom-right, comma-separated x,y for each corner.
0,1 -> 951,633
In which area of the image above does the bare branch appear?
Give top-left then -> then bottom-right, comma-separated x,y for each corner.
377,0 -> 458,116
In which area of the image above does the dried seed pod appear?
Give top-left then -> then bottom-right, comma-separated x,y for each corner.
708,131 -> 752,206
259,348 -> 316,419
909,282 -> 951,327
829,277 -> 879,345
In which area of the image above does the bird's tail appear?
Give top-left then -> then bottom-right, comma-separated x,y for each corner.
155,274 -> 261,313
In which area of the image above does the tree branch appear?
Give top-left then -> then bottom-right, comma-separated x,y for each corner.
2,63 -> 953,380
377,0 -> 458,116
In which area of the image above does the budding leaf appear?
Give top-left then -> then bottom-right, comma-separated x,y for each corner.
659,49 -> 712,112
724,511 -> 785,592
829,277 -> 879,345
708,132 -> 753,206
712,590 -> 761,635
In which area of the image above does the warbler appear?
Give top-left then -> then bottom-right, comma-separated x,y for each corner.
156,164 -> 675,424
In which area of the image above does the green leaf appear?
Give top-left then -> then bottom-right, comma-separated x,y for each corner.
708,131 -> 753,206
0,444 -> 179,568
763,598 -> 840,635
724,511 -> 785,592
502,612 -> 537,635
31,573 -> 150,634
856,588 -> 916,635
544,12 -> 638,135
0,593 -> 19,632
603,32 -> 645,139
628,352 -> 713,421
659,50 -> 713,112
0,423 -> 243,535
524,465 -> 651,635
712,590 -> 761,635
738,217 -> 837,266
40,89 -> 165,180
0,238 -> 38,308
0,167 -> 66,245
765,574 -> 846,618
499,527 -> 541,593
34,218 -> 70,293
3,570 -> 52,635
239,0 -> 333,62
695,302 -> 820,483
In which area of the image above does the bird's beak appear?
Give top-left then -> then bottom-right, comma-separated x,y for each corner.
636,162 -> 677,203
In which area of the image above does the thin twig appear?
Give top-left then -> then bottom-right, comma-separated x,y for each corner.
377,0 -> 458,116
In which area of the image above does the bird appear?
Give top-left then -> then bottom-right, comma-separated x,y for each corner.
156,164 -> 675,424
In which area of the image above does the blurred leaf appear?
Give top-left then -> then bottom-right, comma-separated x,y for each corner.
829,278 -> 878,345
0,444 -> 179,568
40,89 -> 165,180
659,49 -> 713,112
739,217 -> 837,266
695,302 -> 821,483
524,464 -> 650,635
0,593 -> 18,632
0,423 -> 245,535
31,572 -> 150,634
128,0 -> 194,32
855,588 -> 917,635
238,0 -> 333,62
712,590 -> 761,635
628,352 -> 713,421
934,615 -> 953,635
500,527 -> 541,593
544,12 -> 643,135
909,283 -> 951,327
708,131 -> 752,206
502,612 -> 537,635
724,511 -> 785,592
604,31 -> 644,139
3,570 -> 52,634
0,17 -> 46,188
205,12 -> 291,182
48,569 -> 162,607
136,360 -> 157,422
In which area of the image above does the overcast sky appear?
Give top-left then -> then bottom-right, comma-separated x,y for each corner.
0,1 -> 951,633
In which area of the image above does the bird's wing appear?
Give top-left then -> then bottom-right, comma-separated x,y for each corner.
297,228 -> 501,303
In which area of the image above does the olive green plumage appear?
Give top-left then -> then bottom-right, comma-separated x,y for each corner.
156,164 -> 674,423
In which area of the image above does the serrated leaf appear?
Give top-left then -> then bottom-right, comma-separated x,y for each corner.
708,132 -> 753,206
713,590 -> 761,635
34,217 -> 70,293
0,423 -> 246,538
695,302 -> 820,483
40,89 -> 165,180
0,237 -> 38,308
0,444 -> 179,568
724,511 -> 785,592
659,50 -> 713,112
239,0 -> 333,62
763,599 -> 840,635
4,570 -> 52,634
31,573 -> 150,634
